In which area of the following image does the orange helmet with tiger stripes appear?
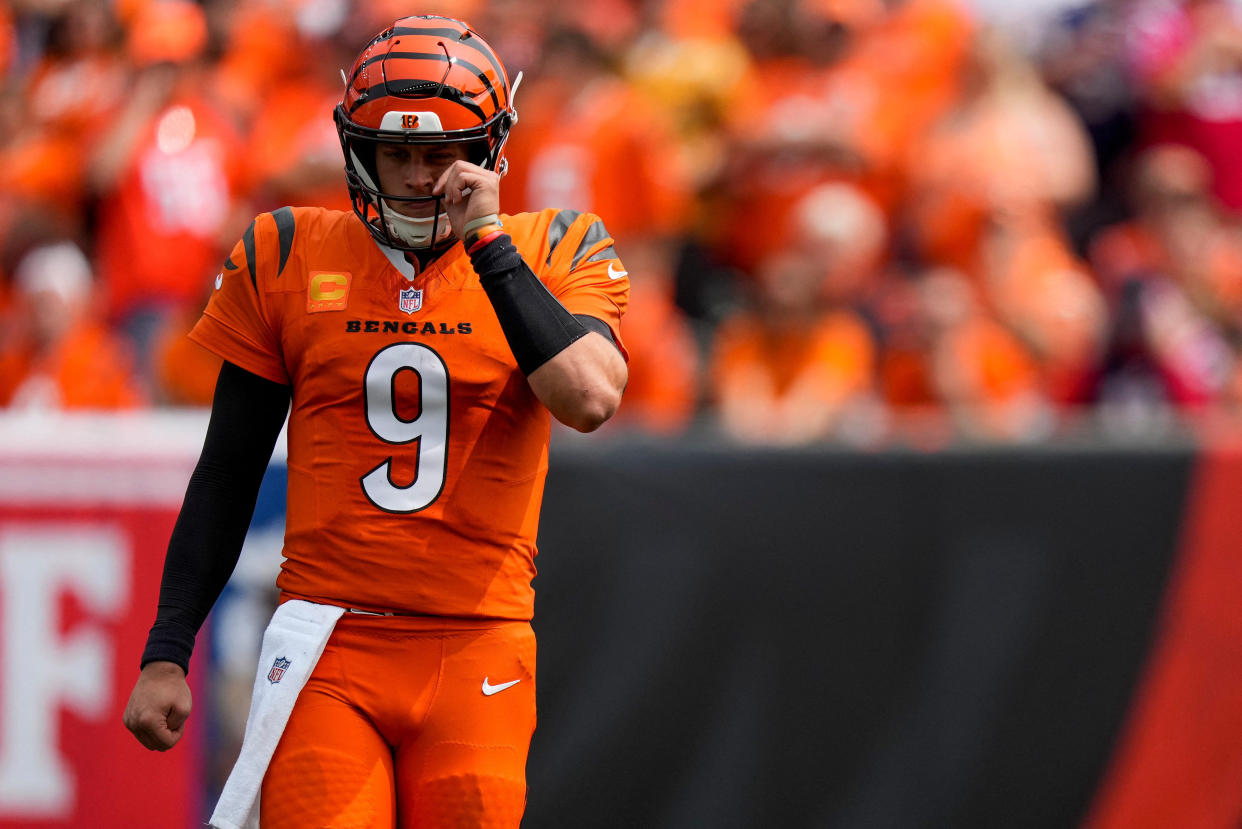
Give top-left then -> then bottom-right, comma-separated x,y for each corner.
334,16 -> 519,250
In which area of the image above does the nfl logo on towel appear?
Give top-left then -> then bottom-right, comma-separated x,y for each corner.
399,286 -> 422,314
267,656 -> 291,684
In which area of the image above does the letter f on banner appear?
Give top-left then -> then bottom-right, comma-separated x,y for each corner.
0,527 -> 128,816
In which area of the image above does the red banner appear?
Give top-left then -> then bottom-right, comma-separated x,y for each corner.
0,415 -> 207,828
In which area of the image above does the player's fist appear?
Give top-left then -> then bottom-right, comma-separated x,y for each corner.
433,159 -> 501,241
123,661 -> 192,751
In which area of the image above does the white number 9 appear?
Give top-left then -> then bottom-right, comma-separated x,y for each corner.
361,343 -> 449,513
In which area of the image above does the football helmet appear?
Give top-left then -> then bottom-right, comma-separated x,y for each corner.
334,16 -> 518,251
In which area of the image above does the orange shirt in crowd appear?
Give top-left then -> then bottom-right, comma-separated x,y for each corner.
0,4 -> 12,77
710,308 -> 875,443
502,75 -> 691,242
872,267 -> 1045,436
211,5 -> 304,124
981,218 -> 1107,403
606,275 -> 700,435
244,79 -> 353,214
0,321 -> 145,409
717,30 -> 938,272
657,0 -> 748,38
0,130 -> 83,218
939,316 -> 1041,404
858,0 -> 973,140
935,314 -> 1045,436
3,50 -> 125,217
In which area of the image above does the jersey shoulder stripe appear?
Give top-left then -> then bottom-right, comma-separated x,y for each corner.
242,217 -> 258,289
583,244 -> 619,264
237,207 -> 297,291
569,218 -> 612,270
542,210 -> 615,276
544,209 -> 582,266
273,206 -> 296,277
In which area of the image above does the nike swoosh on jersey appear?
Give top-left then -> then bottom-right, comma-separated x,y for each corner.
607,262 -> 628,280
482,677 -> 522,696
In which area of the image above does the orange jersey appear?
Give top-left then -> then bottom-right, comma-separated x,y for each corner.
190,206 -> 628,620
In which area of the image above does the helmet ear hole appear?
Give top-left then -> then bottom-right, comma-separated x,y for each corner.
466,140 -> 490,168
353,139 -> 379,182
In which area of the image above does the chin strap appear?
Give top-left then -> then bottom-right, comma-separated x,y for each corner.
382,204 -> 453,249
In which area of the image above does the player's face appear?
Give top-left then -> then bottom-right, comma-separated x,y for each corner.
375,142 -> 470,217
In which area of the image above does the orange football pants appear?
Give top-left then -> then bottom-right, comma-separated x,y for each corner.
259,614 -> 537,829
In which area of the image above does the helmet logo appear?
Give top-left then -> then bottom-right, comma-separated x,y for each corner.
380,111 -> 444,132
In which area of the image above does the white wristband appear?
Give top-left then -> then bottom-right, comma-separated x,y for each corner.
462,214 -> 502,235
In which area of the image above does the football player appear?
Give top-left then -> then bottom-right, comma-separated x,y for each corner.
123,16 -> 628,828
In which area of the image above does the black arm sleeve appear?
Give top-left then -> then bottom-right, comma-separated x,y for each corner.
574,314 -> 620,351
140,361 -> 291,674
469,233 -> 590,375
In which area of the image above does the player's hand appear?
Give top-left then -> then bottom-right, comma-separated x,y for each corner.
433,160 -> 501,242
122,661 -> 192,751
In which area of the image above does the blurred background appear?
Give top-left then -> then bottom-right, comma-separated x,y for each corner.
2,0 -> 1242,826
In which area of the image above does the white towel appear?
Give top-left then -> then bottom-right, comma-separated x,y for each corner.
209,600 -> 345,829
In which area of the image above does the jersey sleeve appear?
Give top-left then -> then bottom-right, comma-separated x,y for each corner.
189,213 -> 291,385
538,210 -> 629,359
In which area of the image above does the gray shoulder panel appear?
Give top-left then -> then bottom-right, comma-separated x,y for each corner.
546,209 -> 582,266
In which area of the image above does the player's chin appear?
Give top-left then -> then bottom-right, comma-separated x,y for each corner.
383,199 -> 439,220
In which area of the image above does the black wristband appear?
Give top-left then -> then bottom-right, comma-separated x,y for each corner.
469,233 -> 590,375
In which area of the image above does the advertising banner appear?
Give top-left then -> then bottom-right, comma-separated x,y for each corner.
0,414 -> 207,829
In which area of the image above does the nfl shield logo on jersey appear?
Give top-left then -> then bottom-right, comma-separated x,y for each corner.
267,656 -> 291,684
399,286 -> 423,314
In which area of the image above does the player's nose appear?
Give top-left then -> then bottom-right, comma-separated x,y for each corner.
401,157 -> 437,191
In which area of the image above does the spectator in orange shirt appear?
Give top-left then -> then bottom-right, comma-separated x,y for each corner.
978,211 -> 1109,406
902,27 -> 1097,273
243,55 -> 354,213
712,0 -> 969,277
230,8 -> 356,213
711,0 -> 886,273
913,267 -> 1051,442
501,26 -> 692,243
623,2 -> 755,192
0,241 -> 144,409
710,247 -> 878,445
87,0 -> 248,389
0,1 -> 126,228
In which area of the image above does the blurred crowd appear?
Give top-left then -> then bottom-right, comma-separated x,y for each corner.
5,0 -> 1242,444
